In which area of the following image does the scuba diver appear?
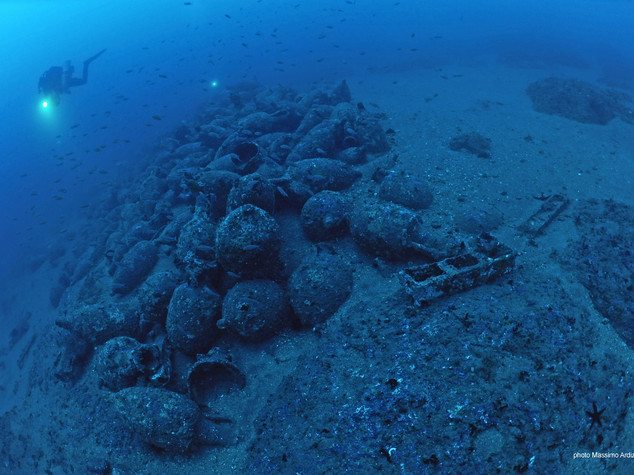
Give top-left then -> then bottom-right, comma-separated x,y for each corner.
38,49 -> 106,107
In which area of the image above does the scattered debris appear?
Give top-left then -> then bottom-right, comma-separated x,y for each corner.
400,233 -> 515,305
518,193 -> 569,237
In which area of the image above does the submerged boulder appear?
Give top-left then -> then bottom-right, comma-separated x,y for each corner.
112,386 -> 230,452
288,251 -> 353,327
215,204 -> 282,278
448,132 -> 492,158
166,283 -> 222,355
93,336 -> 158,391
286,120 -> 338,162
350,200 -> 454,261
526,77 -> 634,125
56,303 -> 138,346
112,240 -> 158,295
300,191 -> 350,241
379,171 -> 434,210
218,279 -> 289,341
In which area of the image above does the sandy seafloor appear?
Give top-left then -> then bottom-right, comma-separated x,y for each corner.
2,58 -> 634,474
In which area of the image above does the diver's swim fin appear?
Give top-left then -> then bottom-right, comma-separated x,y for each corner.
79,49 -> 106,85
85,49 -> 106,64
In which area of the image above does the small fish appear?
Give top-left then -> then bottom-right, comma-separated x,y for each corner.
196,245 -> 214,256
152,115 -> 162,120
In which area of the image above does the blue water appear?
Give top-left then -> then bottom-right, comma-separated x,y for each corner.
1,0 -> 633,285
1,0 -> 634,471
